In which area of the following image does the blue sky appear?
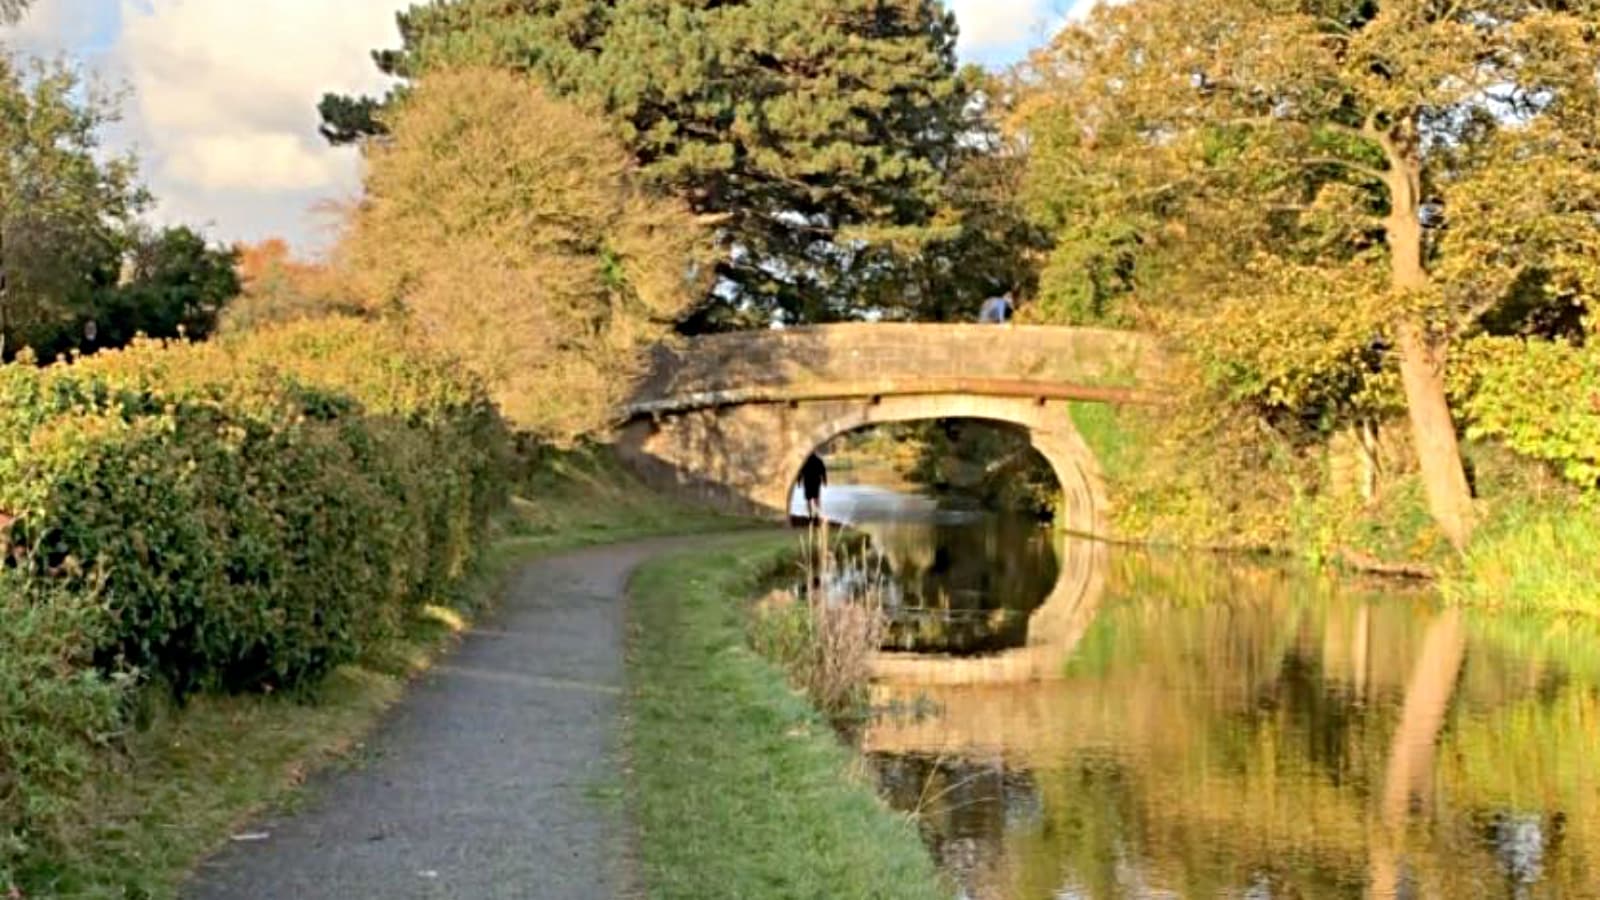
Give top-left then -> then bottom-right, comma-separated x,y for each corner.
6,0 -> 1084,253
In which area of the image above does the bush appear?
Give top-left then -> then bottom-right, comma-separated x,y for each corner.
1458,335 -> 1600,492
0,318 -> 508,695
0,576 -> 129,892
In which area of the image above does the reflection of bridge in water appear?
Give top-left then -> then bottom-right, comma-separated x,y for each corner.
870,534 -> 1107,687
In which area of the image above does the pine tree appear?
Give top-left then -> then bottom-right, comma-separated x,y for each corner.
323,0 -> 979,325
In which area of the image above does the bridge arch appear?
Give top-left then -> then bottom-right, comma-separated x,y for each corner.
777,394 -> 1106,535
616,323 -> 1162,538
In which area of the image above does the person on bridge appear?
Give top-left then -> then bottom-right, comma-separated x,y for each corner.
978,291 -> 1016,325
799,453 -> 828,522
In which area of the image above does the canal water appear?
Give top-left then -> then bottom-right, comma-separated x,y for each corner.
797,481 -> 1600,899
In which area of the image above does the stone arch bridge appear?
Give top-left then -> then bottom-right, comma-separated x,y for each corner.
616,323 -> 1162,537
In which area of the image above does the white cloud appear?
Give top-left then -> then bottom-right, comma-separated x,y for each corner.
950,0 -> 1051,53
166,133 -> 348,192
950,0 -> 1091,58
106,0 -> 405,247
9,0 -> 1093,251
5,0 -> 107,54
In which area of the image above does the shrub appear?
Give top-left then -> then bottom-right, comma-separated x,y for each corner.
1458,335 -> 1600,492
0,319 -> 508,695
0,575 -> 129,892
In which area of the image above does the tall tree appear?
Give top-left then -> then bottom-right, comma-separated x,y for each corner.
222,239 -> 361,333
86,226 -> 241,351
0,55 -> 145,360
341,67 -> 709,440
1023,0 -> 1600,549
323,0 -> 980,326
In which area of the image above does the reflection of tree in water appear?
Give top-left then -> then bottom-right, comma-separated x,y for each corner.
860,516 -> 1061,654
867,552 -> 1600,898
872,754 -> 1044,900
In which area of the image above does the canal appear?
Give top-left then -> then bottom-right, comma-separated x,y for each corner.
795,479 -> 1600,899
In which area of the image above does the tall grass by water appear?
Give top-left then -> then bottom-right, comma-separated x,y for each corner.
627,537 -> 946,900
748,534 -> 890,721
1445,500 -> 1600,618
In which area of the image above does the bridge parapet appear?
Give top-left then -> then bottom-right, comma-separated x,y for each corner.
617,323 -> 1164,532
633,323 -> 1163,406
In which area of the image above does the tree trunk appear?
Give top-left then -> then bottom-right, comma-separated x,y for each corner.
1384,153 -> 1476,550
1395,324 -> 1475,550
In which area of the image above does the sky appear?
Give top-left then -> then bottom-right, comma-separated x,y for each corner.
5,0 -> 1084,254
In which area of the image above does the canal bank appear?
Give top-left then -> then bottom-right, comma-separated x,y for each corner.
761,472 -> 1600,898
625,535 -> 949,900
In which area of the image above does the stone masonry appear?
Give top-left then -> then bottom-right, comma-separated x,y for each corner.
616,323 -> 1161,538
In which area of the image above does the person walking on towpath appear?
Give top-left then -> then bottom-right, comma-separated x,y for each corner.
978,291 -> 1016,324
799,452 -> 828,522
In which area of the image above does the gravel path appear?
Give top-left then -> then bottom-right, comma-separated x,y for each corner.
184,535 -> 722,900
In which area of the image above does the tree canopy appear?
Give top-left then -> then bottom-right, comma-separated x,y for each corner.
92,226 -> 241,349
0,56 -> 145,360
1020,0 -> 1600,548
341,67 -> 709,440
0,55 -> 241,361
324,0 -> 994,326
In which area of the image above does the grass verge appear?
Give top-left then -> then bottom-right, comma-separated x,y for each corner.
626,535 -> 947,900
1444,498 -> 1600,618
16,447 -> 737,899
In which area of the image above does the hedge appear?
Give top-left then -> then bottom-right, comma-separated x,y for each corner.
0,575 -> 128,892
0,318 -> 509,696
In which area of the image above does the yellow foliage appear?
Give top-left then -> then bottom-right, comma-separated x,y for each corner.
341,67 -> 711,441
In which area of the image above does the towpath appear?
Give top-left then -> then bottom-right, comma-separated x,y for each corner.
185,535 -> 725,900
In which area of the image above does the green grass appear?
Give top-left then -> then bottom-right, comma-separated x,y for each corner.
1445,498 -> 1600,619
502,445 -> 737,553
16,446 -> 741,899
627,537 -> 949,900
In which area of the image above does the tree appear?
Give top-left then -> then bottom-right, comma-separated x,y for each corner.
87,226 -> 240,350
324,0 -> 980,326
1022,0 -> 1600,549
341,67 -> 709,440
0,55 -> 145,360
862,78 -> 1051,323
222,238 -> 362,333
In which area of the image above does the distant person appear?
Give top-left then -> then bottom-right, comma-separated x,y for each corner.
978,292 -> 1015,324
799,453 -> 828,522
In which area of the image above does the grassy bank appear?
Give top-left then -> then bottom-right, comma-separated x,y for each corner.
1444,499 -> 1600,618
9,449 -> 733,899
1068,399 -> 1600,615
627,536 -> 947,900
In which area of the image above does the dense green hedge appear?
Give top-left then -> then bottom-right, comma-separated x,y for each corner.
0,318 -> 508,695
2,318 -> 508,886
0,576 -> 128,891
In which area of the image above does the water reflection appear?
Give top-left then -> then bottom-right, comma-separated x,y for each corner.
795,483 -> 1063,654
865,552 -> 1600,899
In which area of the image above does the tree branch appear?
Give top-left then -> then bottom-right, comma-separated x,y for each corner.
1296,156 -> 1389,182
